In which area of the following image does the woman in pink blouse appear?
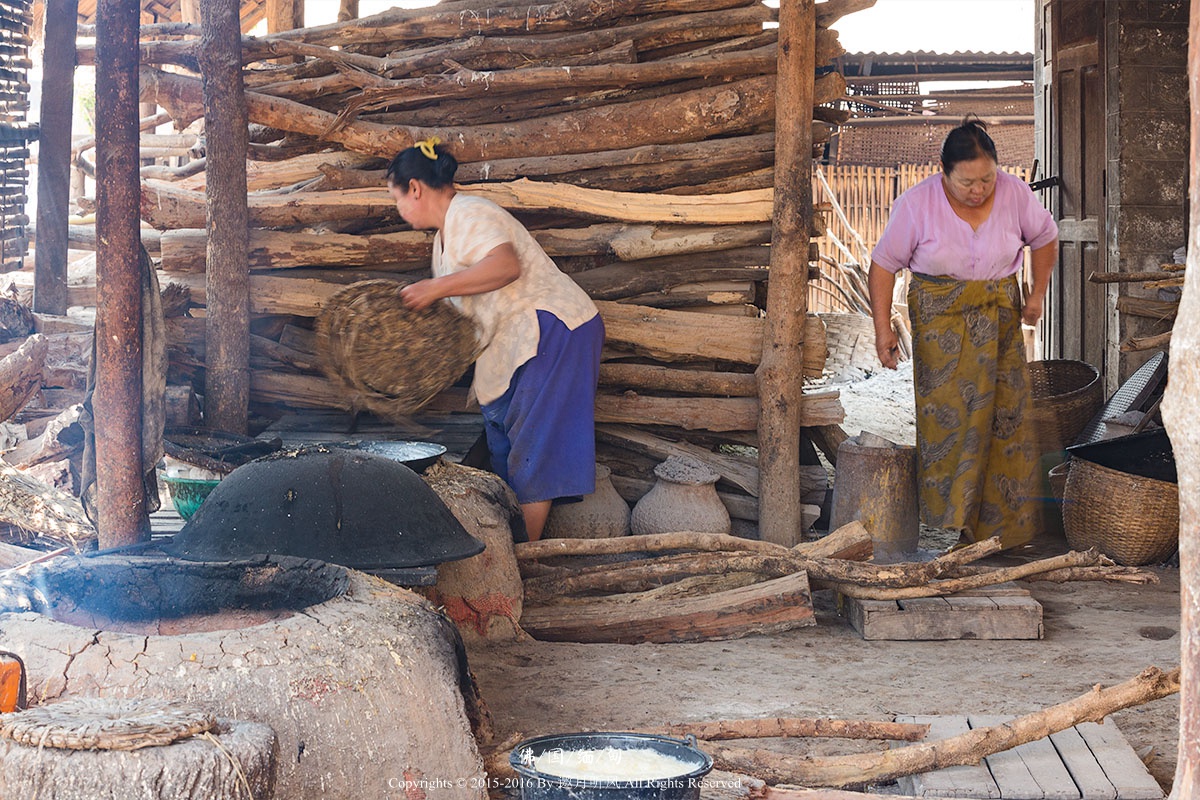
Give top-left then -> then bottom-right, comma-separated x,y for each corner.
868,119 -> 1059,549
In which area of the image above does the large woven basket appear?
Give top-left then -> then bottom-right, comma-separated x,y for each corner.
819,312 -> 877,378
316,280 -> 482,421
1028,359 -> 1103,454
1062,456 -> 1179,566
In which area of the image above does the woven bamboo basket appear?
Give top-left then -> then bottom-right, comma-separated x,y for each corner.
0,698 -> 214,751
1027,359 -> 1103,454
316,280 -> 482,421
1062,457 -> 1179,566
819,312 -> 877,378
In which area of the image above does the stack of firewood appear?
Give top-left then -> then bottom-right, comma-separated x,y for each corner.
70,0 -> 877,524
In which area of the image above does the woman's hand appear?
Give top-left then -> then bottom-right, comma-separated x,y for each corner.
868,261 -> 901,369
1021,294 -> 1044,326
399,278 -> 444,311
875,328 -> 900,370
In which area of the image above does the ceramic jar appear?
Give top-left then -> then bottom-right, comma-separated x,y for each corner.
631,456 -> 731,536
543,464 -> 632,539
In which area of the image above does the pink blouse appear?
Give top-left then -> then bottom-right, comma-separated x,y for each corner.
871,170 -> 1058,281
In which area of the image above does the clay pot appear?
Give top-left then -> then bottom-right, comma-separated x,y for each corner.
543,464 -> 632,539
631,456 -> 731,536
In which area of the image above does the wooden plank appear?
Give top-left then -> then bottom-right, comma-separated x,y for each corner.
1073,722 -> 1164,799
970,714 -> 1054,799
1048,726 -> 1117,800
966,715 -> 1082,800
897,715 -> 1000,798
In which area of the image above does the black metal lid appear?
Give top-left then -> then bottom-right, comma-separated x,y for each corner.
161,446 -> 484,569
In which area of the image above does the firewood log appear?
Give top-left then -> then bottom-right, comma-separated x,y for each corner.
141,68 -> 844,164
594,391 -> 843,432
646,717 -> 929,742
0,334 -> 47,424
310,134 -> 778,191
144,179 -> 779,230
519,570 -> 815,643
702,666 -> 1179,788
331,48 -> 781,126
261,0 -> 765,47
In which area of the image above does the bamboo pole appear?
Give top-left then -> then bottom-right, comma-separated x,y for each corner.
757,0 -> 815,546
200,0 -> 251,434
93,0 -> 148,547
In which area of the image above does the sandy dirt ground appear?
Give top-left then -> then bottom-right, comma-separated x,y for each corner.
466,362 -> 1184,793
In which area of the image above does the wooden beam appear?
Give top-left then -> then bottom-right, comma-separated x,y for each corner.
33,0 -> 78,315
200,0 -> 251,434
757,0 -> 815,547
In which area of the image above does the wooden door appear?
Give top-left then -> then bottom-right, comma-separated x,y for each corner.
1037,0 -> 1107,376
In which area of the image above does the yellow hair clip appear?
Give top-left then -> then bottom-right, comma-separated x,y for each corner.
415,136 -> 442,160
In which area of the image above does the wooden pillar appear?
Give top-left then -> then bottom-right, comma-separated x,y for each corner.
200,0 -> 251,434
33,0 -> 79,316
337,0 -> 359,23
1163,6 -> 1200,795
93,0 -> 148,547
756,0 -> 815,547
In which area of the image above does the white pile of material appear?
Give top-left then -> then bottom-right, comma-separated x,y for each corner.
834,359 -> 916,445
533,746 -> 694,780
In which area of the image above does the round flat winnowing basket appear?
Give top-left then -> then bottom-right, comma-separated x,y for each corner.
1062,457 -> 1179,566
0,697 -> 215,751
316,280 -> 481,421
1027,359 -> 1103,454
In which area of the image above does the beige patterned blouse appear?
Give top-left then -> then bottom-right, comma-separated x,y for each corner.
432,194 -> 598,405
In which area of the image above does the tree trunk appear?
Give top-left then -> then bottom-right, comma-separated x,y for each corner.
1162,4 -> 1200,795
757,0 -> 815,546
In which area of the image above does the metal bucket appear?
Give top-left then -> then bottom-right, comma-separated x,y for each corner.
509,732 -> 712,800
829,433 -> 919,561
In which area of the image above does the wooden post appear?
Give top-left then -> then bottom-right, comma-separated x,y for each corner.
756,0 -> 815,547
93,0 -> 148,547
200,0 -> 251,434
1163,4 -> 1200,795
33,0 -> 79,316
179,0 -> 201,24
337,0 -> 359,23
266,0 -> 304,32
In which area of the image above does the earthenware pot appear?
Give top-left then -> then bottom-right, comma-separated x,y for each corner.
544,464 -> 631,539
631,456 -> 730,536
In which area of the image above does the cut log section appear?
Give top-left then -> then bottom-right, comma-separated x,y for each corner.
0,335 -> 47,424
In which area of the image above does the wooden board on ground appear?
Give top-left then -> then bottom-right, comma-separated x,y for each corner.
839,583 -> 1043,641
895,715 -> 1163,800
